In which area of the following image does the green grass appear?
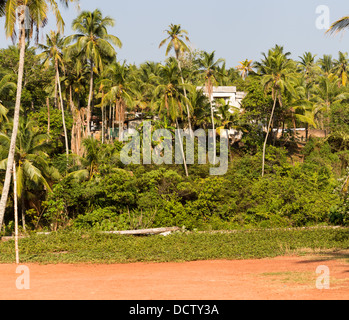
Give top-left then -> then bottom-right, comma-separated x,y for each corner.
1,227 -> 349,264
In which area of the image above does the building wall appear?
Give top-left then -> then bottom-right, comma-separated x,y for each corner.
197,86 -> 247,111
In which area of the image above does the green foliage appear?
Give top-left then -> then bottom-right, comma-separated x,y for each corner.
1,227 -> 349,264
30,108 -> 73,154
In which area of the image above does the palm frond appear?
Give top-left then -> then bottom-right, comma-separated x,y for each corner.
327,16 -> 349,35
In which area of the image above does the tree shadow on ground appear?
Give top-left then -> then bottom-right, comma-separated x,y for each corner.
295,250 -> 349,273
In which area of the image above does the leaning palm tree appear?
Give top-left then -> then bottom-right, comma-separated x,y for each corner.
38,30 -> 69,158
0,0 -> 78,233
159,24 -> 193,133
65,9 -> 122,137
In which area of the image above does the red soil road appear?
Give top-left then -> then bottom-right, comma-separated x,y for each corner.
0,255 -> 348,300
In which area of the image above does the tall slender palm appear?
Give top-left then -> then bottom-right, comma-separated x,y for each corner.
159,24 -> 193,133
0,0 -> 77,232
197,51 -> 225,164
255,46 -> 297,176
152,62 -> 192,176
65,9 -> 122,137
101,62 -> 135,141
38,30 -> 69,158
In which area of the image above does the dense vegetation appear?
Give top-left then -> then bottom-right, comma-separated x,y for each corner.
1,6 -> 349,236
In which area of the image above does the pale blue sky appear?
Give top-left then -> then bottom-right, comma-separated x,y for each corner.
1,0 -> 349,67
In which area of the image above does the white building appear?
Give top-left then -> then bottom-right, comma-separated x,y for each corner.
197,86 -> 247,144
197,86 -> 247,111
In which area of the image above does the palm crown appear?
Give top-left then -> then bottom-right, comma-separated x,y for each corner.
159,23 -> 190,59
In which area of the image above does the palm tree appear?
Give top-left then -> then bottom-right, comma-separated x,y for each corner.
159,24 -> 193,133
65,9 -> 122,137
298,52 -> 321,86
38,30 -> 69,158
63,55 -> 89,156
312,76 -> 348,133
189,87 -> 211,130
101,61 -> 135,141
0,119 -> 57,229
236,59 -> 253,80
152,62 -> 192,176
255,46 -> 297,176
318,54 -> 334,77
197,51 -> 225,164
333,51 -> 349,87
0,0 -> 77,232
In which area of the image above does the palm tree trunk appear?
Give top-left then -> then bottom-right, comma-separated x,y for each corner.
46,97 -> 50,135
54,61 -> 58,110
87,62 -> 94,137
109,104 -> 112,142
210,99 -> 216,164
177,61 -> 192,134
102,104 -> 105,144
56,66 -> 69,159
0,23 -> 26,231
69,86 -> 77,154
176,118 -> 189,177
118,101 -> 123,141
21,192 -> 26,231
13,161 -> 19,264
262,96 -> 278,177
112,104 -> 115,140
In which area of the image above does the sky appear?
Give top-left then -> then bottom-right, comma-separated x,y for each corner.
1,0 -> 349,68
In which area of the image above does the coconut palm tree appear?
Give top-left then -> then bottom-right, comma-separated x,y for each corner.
318,54 -> 334,77
237,59 -> 253,80
0,119 -> 58,229
312,76 -> 349,133
100,61 -> 135,141
159,24 -> 193,133
152,62 -> 192,176
38,30 -> 69,158
298,52 -> 321,86
197,51 -> 225,164
65,9 -> 122,137
333,51 -> 349,87
0,0 -> 77,232
255,46 -> 297,176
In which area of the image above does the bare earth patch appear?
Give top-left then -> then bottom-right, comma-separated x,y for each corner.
0,254 -> 348,300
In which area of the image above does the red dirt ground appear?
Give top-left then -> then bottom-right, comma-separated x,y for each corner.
0,255 -> 348,300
